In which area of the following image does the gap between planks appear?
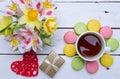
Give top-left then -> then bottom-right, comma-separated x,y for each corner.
0,28 -> 119,55
0,53 -> 120,56
0,53 -> 117,70
57,27 -> 120,29
55,1 -> 120,3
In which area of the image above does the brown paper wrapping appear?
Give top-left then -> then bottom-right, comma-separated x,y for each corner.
40,51 -> 65,77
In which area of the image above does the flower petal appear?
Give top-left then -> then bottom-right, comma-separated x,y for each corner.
18,44 -> 26,53
20,0 -> 25,4
32,46 -> 37,52
46,10 -> 52,16
27,22 -> 35,29
36,38 -> 43,50
18,15 -> 27,25
44,17 -> 58,34
35,20 -> 42,30
0,16 -> 12,31
19,4 -> 28,14
6,11 -> 14,15
10,38 -> 19,47
9,2 -> 17,11
43,1 -> 53,9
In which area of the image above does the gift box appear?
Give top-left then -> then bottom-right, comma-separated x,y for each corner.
40,51 -> 65,77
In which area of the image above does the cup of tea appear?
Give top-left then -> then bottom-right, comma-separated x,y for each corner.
76,31 -> 110,61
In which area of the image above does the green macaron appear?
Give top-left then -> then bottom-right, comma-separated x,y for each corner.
74,22 -> 87,36
72,57 -> 84,71
106,38 -> 119,51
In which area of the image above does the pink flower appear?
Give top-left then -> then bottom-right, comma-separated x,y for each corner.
7,27 -> 43,53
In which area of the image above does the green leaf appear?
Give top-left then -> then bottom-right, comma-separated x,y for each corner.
12,15 -> 20,19
39,30 -> 45,39
14,47 -> 18,51
42,18 -> 46,22
39,30 -> 52,40
45,38 -> 51,46
54,7 -> 57,9
4,28 -> 13,37
0,16 -> 12,33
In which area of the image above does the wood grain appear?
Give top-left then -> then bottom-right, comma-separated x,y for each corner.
55,1 -> 120,3
0,55 -> 119,79
0,29 -> 120,54
0,0 -> 120,79
56,3 -> 120,27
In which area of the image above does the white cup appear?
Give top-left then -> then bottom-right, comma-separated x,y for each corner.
76,31 -> 110,61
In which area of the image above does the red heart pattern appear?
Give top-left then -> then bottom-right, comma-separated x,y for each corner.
11,49 -> 39,77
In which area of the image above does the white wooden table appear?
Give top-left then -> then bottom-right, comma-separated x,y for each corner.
0,0 -> 120,79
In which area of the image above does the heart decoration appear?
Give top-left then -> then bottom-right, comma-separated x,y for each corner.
11,50 -> 39,77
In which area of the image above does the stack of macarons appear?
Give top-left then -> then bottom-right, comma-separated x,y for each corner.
63,31 -> 77,57
72,56 -> 99,74
63,29 -> 100,74
99,26 -> 119,52
63,19 -> 119,74
74,19 -> 119,52
74,19 -> 101,35
87,19 -> 119,68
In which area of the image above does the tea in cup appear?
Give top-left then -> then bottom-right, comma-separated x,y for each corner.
76,31 -> 110,61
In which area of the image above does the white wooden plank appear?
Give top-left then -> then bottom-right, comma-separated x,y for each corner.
0,29 -> 120,54
54,0 -> 120,1
0,55 -> 120,79
0,0 -> 120,1
0,1 -> 120,27
56,3 -> 120,27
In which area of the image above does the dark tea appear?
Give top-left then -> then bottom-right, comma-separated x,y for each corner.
77,34 -> 102,57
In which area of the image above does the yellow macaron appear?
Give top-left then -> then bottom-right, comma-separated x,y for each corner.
87,19 -> 101,32
100,53 -> 114,67
63,44 -> 76,57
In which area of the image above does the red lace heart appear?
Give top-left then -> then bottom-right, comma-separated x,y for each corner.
11,50 -> 39,77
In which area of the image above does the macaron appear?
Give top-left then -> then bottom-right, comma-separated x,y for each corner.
106,38 -> 119,51
74,22 -> 87,35
100,53 -> 114,67
86,61 -> 99,74
64,31 -> 77,44
100,26 -> 113,39
63,44 -> 76,57
87,19 -> 101,32
72,57 -> 85,71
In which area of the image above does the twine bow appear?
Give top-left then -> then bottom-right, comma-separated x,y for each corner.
44,55 -> 59,73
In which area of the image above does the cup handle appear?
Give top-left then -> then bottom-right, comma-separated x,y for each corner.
105,47 -> 111,52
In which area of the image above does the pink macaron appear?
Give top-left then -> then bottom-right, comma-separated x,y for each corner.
64,31 -> 77,44
86,61 -> 99,74
99,26 -> 113,39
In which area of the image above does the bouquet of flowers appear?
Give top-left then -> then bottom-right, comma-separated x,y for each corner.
0,0 -> 58,53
